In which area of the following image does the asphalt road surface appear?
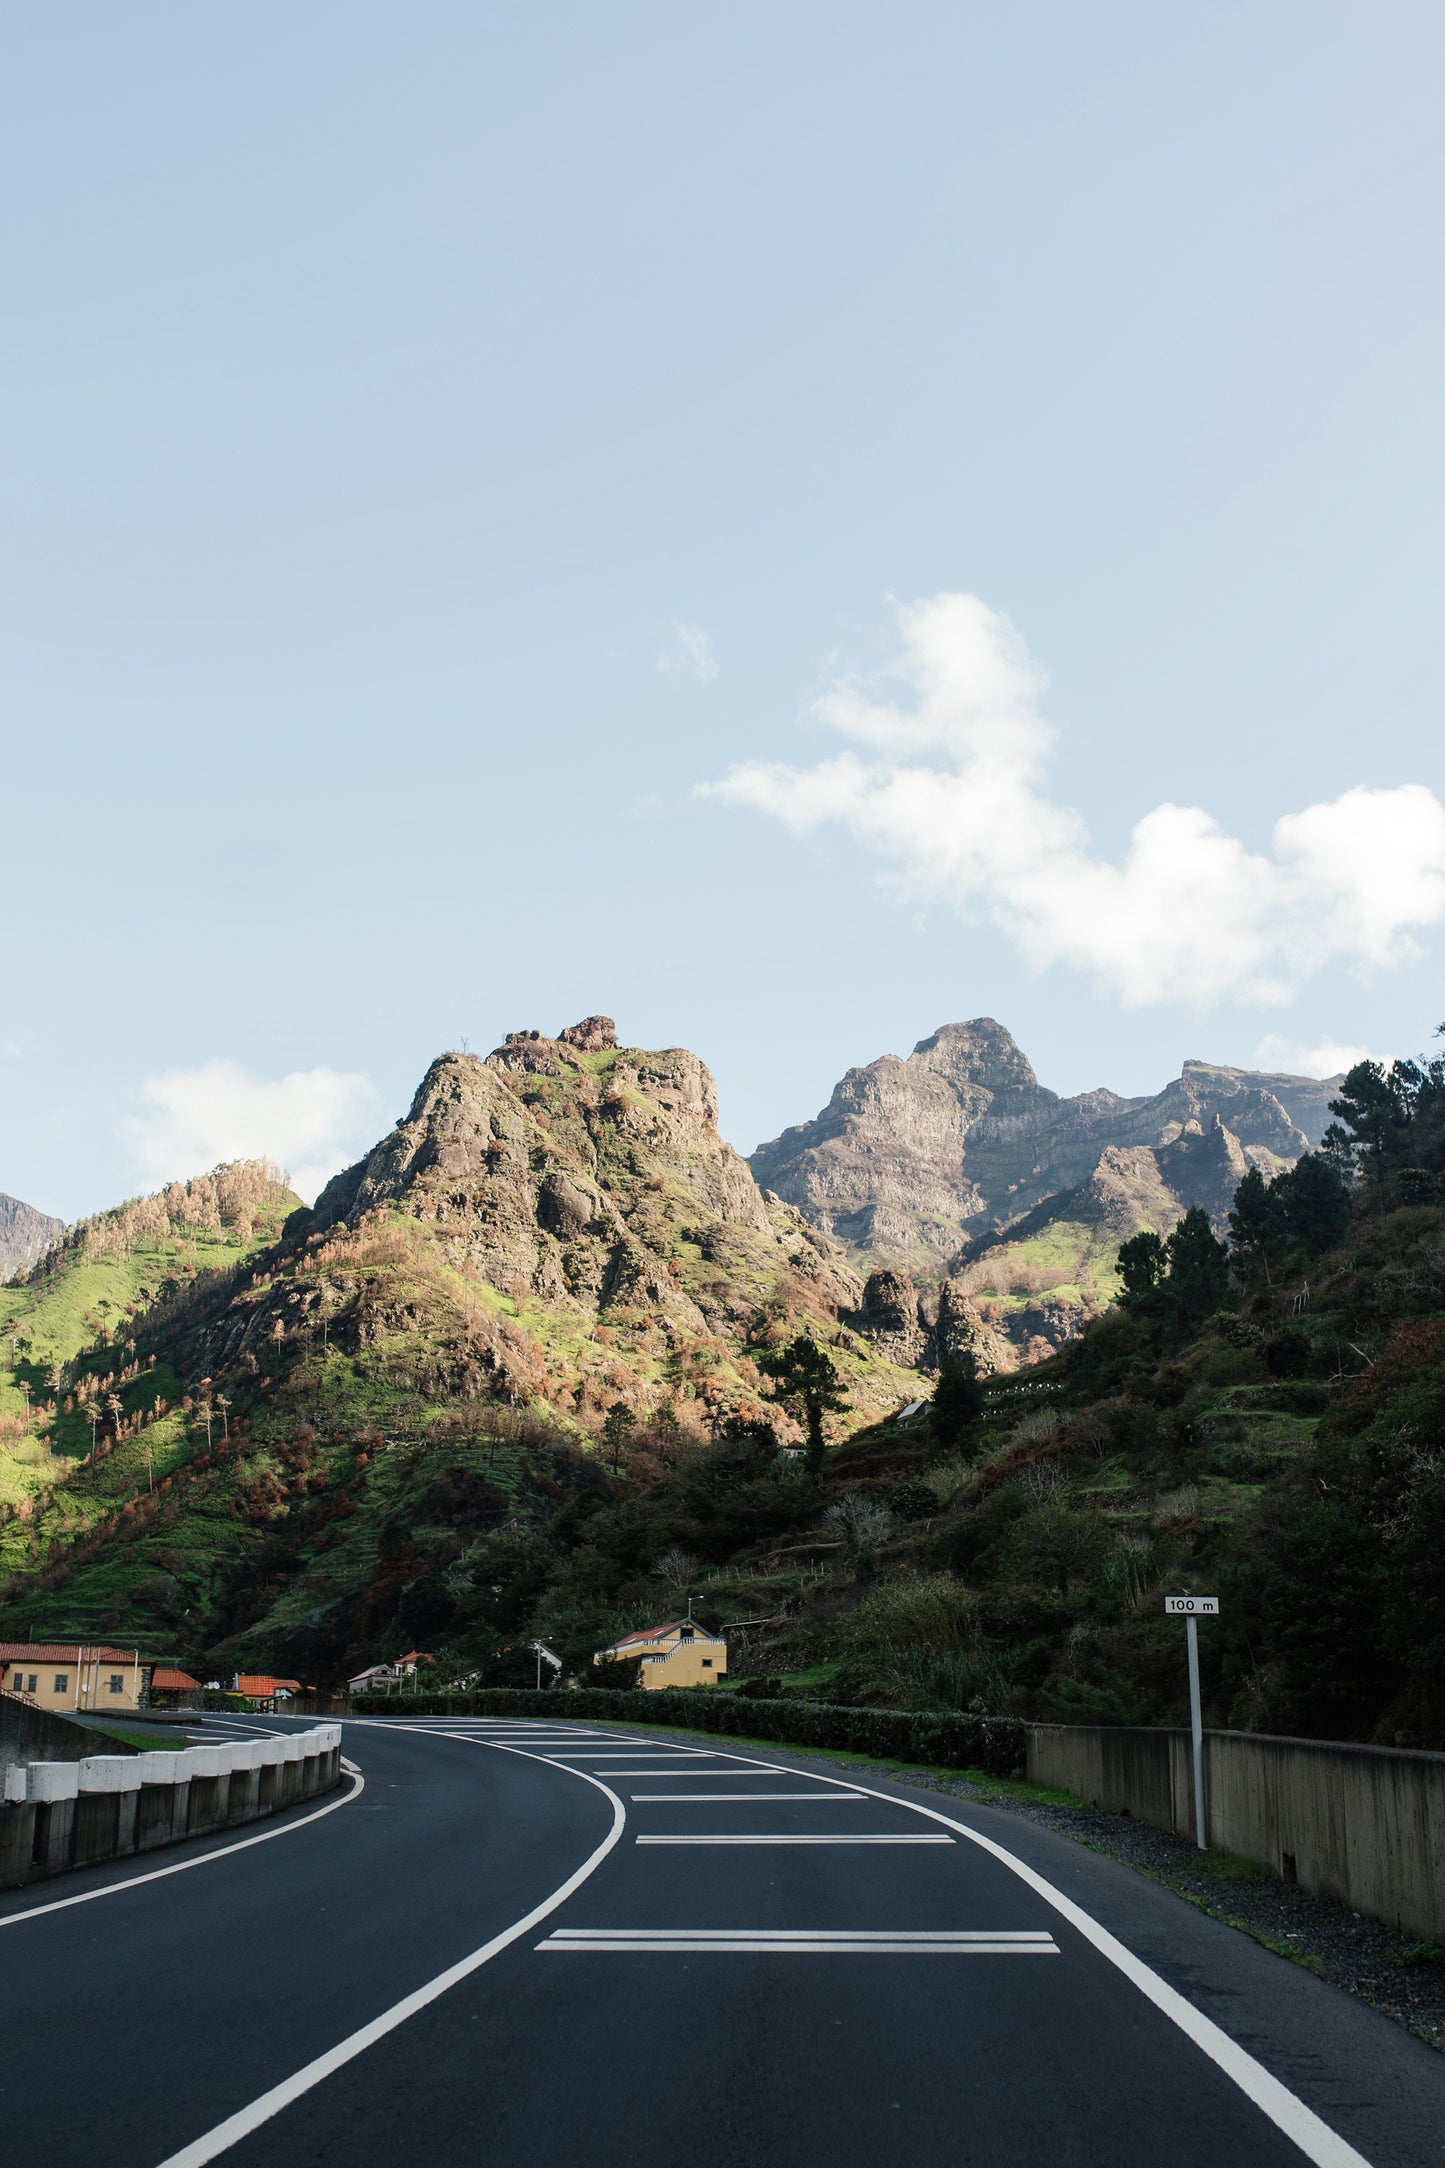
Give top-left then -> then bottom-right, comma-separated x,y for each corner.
3,1713 -> 1444,2167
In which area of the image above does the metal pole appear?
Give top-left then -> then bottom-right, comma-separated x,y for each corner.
1186,1615 -> 1206,1850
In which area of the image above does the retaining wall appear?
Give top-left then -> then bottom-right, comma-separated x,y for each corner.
1026,1723 -> 1445,1944
0,1695 -> 132,1769
0,1724 -> 343,1890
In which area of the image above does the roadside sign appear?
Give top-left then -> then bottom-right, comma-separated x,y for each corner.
1164,1595 -> 1219,1616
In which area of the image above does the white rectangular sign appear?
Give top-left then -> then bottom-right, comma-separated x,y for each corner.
1164,1595 -> 1219,1616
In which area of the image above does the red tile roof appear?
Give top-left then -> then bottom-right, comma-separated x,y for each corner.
150,1667 -> 202,1692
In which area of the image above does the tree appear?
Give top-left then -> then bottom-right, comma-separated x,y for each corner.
1323,1060 -> 1413,1192
1273,1152 -> 1352,1256
1227,1167 -> 1287,1285
931,1355 -> 984,1454
1117,1230 -> 1168,1304
1164,1209 -> 1230,1324
757,1334 -> 848,1476
601,1401 -> 635,1474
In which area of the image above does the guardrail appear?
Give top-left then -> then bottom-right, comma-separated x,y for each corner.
0,1724 -> 343,1890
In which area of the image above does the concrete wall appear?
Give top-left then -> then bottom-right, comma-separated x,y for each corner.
1025,1722 -> 1445,1944
0,1724 -> 343,1891
1,1694 -> 134,1770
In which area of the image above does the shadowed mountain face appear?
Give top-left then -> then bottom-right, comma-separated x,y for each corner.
0,1194 -> 64,1282
750,1020 -> 1342,1362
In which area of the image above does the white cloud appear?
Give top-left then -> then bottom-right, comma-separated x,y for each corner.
1252,1035 -> 1368,1079
656,621 -> 719,681
702,592 -> 1445,1007
119,1060 -> 377,1204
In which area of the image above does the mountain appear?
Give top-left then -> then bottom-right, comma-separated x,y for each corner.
751,1020 -> 1340,1361
0,1023 -> 916,1670
0,1193 -> 65,1282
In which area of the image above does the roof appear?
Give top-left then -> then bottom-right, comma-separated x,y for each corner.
394,1651 -> 435,1666
348,1664 -> 392,1683
151,1667 -> 202,1691
0,1643 -> 141,1666
605,1619 -> 726,1652
235,1675 -> 280,1695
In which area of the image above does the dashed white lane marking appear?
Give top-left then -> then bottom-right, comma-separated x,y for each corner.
635,1832 -> 956,1846
0,1764 -> 366,1931
628,1792 -> 869,1803
538,1929 -> 1060,1954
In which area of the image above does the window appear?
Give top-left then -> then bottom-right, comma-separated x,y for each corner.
107,1674 -> 124,1694
701,1658 -> 713,1669
54,1675 -> 68,1693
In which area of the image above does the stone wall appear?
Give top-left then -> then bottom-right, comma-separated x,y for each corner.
1026,1722 -> 1445,1943
0,1724 -> 343,1890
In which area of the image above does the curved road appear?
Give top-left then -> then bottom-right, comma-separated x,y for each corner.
2,1713 -> 1442,2166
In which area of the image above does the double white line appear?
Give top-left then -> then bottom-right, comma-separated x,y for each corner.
538,1927 -> 1060,1955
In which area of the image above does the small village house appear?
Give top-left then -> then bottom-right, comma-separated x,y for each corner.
348,1651 -> 435,1695
595,1618 -> 727,1688
149,1666 -> 203,1701
0,1643 -> 149,1714
234,1674 -> 302,1709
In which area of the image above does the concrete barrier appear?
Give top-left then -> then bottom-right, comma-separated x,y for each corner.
1025,1722 -> 1445,1943
0,1726 -> 344,1891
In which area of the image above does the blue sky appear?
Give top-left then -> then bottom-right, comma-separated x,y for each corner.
5,3 -> 1444,1217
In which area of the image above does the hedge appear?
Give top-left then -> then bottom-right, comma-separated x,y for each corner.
369,1687 -> 1026,1776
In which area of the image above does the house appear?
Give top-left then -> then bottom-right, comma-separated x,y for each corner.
595,1618 -> 727,1689
150,1666 -> 203,1699
347,1652 -> 435,1696
0,1643 -> 149,1714
233,1674 -> 302,1708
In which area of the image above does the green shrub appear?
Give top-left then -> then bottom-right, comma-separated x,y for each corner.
386,1685 -> 1027,1775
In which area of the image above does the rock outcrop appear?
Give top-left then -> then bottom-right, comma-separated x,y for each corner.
752,1018 -> 1338,1264
0,1193 -> 64,1282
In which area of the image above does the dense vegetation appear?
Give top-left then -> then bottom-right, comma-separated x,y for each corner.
1,1037 -> 1442,1750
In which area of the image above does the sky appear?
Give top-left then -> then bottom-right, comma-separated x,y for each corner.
4,3 -> 1444,1217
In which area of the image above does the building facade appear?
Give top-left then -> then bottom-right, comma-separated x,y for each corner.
595,1618 -> 728,1688
0,1644 -> 148,1714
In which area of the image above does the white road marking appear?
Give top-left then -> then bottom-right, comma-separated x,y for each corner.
675,1750 -> 1377,2168
601,1767 -> 787,1777
153,1718 -> 1376,2168
635,1832 -> 955,1845
628,1792 -> 869,1803
538,1936 -> 1060,1954
151,1743 -> 626,2168
0,1765 -> 365,1931
548,1933 -> 1057,1951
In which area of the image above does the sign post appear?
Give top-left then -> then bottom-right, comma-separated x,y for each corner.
1164,1595 -> 1219,1849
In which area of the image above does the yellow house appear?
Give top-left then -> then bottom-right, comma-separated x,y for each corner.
596,1618 -> 727,1688
0,1643 -> 148,1714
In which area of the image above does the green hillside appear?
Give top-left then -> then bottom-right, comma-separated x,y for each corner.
3,1035 -> 1440,1749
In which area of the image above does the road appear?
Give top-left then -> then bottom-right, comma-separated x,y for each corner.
2,1712 -> 1443,2167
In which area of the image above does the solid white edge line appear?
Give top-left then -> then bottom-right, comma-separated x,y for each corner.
0,1764 -> 365,1930
150,1726 -> 627,2168
649,1738 -> 1372,2168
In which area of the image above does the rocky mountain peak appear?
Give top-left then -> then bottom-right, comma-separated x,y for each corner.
304,1034 -> 865,1364
750,1021 -> 1345,1359
910,1017 -> 1044,1097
